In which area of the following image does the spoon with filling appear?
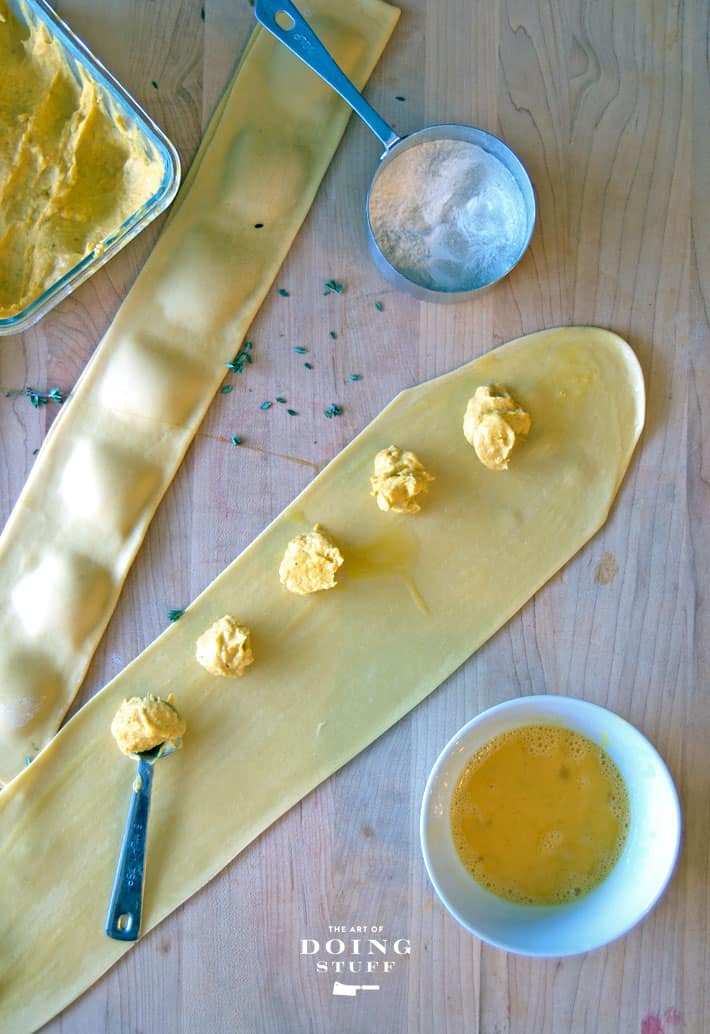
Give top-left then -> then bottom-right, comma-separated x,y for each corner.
105,693 -> 186,941
254,0 -> 535,300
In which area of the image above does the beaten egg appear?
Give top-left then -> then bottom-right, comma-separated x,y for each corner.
450,724 -> 629,906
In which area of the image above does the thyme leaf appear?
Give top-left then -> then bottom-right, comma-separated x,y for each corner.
226,341 -> 254,375
26,387 -> 64,407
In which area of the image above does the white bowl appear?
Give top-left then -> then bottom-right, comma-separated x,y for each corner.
420,696 -> 681,957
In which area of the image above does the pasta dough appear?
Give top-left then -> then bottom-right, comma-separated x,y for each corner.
0,0 -> 400,783
0,327 -> 644,1034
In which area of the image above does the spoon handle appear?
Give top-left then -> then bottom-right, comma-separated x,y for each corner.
254,0 -> 400,154
105,757 -> 154,941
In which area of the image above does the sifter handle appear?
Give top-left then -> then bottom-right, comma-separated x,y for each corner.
254,0 -> 400,154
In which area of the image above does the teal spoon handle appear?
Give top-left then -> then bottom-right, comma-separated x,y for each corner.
105,757 -> 154,941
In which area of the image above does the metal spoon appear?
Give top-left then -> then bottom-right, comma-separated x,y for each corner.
253,0 -> 535,302
105,739 -> 179,941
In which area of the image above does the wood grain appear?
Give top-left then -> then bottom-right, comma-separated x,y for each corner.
0,0 -> 706,1031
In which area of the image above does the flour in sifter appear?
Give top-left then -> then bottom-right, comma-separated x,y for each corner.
368,138 -> 529,292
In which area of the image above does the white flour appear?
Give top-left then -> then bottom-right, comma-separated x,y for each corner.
368,138 -> 528,292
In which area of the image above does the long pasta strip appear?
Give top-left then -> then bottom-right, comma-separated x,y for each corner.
0,327 -> 643,1033
0,0 -> 400,783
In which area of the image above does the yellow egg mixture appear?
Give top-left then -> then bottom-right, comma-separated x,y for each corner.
450,725 -> 630,905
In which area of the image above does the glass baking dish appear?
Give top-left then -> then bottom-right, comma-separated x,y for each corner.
0,0 -> 180,336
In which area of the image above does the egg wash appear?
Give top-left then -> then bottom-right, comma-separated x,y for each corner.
450,724 -> 630,905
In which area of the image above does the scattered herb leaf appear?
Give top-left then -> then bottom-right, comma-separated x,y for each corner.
151,80 -> 159,90
293,346 -> 307,354
168,609 -> 184,622
374,300 -> 384,311
329,330 -> 337,340
200,6 -> 205,20
287,408 -> 298,416
323,279 -> 345,295
226,341 -> 254,374
25,756 -> 32,766
278,288 -> 290,297
260,400 -> 273,410
395,95 -> 406,102
349,374 -> 362,381
32,447 -> 39,455
230,435 -> 242,446
276,396 -> 286,404
304,362 -> 313,369
324,402 -> 343,418
26,387 -> 64,408
253,222 -> 263,228
220,384 -> 233,394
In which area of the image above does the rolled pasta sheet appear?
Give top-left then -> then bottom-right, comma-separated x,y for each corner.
0,0 -> 401,783
0,327 -> 643,1033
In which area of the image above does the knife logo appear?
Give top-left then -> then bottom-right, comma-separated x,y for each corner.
332,981 -> 380,997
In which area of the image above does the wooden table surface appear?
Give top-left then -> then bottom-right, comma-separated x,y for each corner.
1,0 -> 707,1031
